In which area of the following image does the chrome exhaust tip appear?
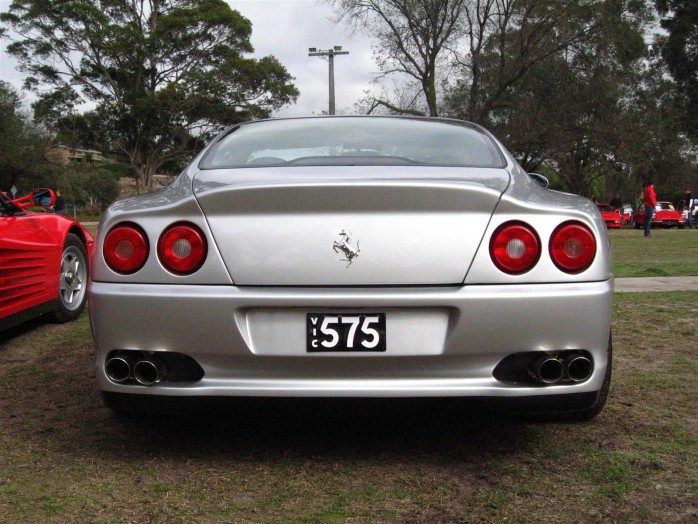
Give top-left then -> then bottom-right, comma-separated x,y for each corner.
105,356 -> 130,383
566,355 -> 593,382
133,358 -> 162,386
530,355 -> 564,384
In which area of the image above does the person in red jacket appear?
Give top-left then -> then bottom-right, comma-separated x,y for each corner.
642,181 -> 657,237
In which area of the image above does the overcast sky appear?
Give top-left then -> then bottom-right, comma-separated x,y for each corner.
0,0 -> 378,116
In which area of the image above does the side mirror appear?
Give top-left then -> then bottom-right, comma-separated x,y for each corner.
528,173 -> 549,188
32,188 -> 55,208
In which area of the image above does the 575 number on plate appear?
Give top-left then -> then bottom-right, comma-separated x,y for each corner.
307,313 -> 386,352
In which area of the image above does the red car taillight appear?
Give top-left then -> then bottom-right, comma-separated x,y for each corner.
489,222 -> 541,274
103,224 -> 149,274
157,223 -> 207,275
549,221 -> 596,273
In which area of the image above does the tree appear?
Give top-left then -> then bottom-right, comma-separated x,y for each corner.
439,0 -> 689,198
1,0 -> 299,191
610,60 -> 697,199
331,0 -> 467,116
444,0 -> 631,123
0,81 -> 52,192
655,0 -> 698,140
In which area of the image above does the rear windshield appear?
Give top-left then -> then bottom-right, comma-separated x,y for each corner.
200,117 -> 505,169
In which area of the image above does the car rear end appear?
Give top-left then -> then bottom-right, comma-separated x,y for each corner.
598,206 -> 622,229
653,206 -> 685,228
90,117 -> 612,416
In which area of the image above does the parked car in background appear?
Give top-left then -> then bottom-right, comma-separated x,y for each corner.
620,204 -> 634,226
0,189 -> 92,330
634,201 -> 686,228
596,203 -> 623,229
90,116 -> 613,421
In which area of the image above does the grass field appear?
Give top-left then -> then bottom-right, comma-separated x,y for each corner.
0,292 -> 696,522
609,228 -> 698,277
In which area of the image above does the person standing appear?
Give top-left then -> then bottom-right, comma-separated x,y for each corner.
683,186 -> 694,229
642,181 -> 657,237
53,190 -> 65,215
609,193 -> 622,209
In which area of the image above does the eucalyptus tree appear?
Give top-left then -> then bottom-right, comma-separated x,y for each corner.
1,0 -> 299,190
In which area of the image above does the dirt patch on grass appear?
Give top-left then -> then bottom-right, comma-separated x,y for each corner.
1,294 -> 696,522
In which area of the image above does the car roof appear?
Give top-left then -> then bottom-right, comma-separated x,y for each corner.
227,114 -> 490,135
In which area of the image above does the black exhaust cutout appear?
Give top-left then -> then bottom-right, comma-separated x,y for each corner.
493,350 -> 594,386
104,350 -> 203,385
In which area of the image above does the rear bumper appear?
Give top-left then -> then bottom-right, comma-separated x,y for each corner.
90,280 -> 613,397
651,219 -> 685,226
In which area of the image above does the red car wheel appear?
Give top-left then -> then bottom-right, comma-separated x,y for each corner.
51,233 -> 89,322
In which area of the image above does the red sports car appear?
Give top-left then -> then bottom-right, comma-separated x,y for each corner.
596,203 -> 623,229
634,201 -> 686,228
1,188 -> 93,330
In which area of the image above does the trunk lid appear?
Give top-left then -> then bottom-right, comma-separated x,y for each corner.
193,166 -> 509,285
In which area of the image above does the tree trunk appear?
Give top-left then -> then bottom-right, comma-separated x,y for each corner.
424,71 -> 438,117
144,166 -> 155,190
467,63 -> 480,122
131,153 -> 158,193
133,164 -> 146,194
132,164 -> 156,193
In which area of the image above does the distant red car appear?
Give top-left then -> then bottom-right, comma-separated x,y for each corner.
0,188 -> 93,330
596,203 -> 623,229
633,201 -> 686,229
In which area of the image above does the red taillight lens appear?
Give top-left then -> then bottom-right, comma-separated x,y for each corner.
157,223 -> 207,275
549,221 -> 596,273
103,224 -> 149,274
489,222 -> 541,274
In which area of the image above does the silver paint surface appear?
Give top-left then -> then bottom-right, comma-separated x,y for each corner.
91,280 -> 612,396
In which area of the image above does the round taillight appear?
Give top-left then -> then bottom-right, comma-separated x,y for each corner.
549,221 -> 596,273
103,224 -> 149,274
489,222 -> 541,274
157,223 -> 207,275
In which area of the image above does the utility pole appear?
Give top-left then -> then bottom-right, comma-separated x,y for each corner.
308,46 -> 349,115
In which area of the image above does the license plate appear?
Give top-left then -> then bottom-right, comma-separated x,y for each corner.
307,313 -> 386,352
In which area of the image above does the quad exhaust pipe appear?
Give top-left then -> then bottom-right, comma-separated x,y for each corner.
529,355 -> 564,384
529,353 -> 593,385
105,354 -> 165,385
133,358 -> 164,386
105,356 -> 130,383
565,354 -> 593,382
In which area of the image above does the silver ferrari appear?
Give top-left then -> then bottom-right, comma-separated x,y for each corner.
90,116 -> 612,420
